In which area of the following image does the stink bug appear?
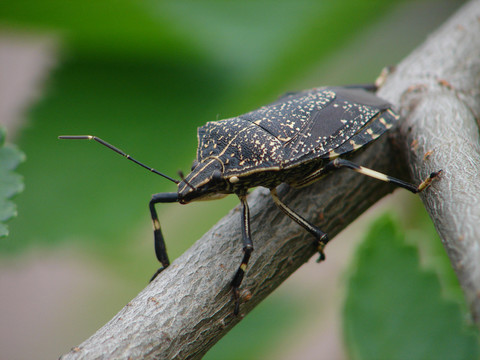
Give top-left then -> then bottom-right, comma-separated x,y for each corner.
59,84 -> 440,315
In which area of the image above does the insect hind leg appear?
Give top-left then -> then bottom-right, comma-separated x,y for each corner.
325,158 -> 441,193
270,188 -> 328,262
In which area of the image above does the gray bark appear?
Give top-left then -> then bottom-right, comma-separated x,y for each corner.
377,0 -> 480,323
60,1 -> 480,359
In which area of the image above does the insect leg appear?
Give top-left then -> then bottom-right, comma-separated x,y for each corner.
270,188 -> 328,262
325,158 -> 441,193
231,194 -> 253,315
149,192 -> 179,281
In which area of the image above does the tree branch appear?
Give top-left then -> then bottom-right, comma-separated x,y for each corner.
376,0 -> 480,322
60,1 -> 480,359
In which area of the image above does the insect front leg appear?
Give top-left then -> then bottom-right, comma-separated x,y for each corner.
149,192 -> 179,281
270,188 -> 328,262
231,194 -> 253,315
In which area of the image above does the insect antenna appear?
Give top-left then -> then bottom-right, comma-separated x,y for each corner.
178,170 -> 195,190
58,135 -> 180,184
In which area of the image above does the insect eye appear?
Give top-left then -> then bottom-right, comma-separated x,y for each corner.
191,160 -> 199,171
212,170 -> 222,183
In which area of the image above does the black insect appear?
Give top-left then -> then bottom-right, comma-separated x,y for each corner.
60,84 -> 440,315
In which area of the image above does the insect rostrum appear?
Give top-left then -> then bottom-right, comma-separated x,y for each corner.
59,84 -> 440,315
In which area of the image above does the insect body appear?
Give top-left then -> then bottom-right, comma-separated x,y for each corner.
60,85 -> 440,315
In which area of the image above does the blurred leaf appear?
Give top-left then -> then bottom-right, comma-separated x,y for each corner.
0,0 -> 400,86
158,1 -> 397,79
343,215 -> 479,360
2,58 -> 230,255
0,127 -> 25,237
157,0 -> 403,108
2,0 -> 401,260
0,0 -> 195,60
404,202 -> 468,307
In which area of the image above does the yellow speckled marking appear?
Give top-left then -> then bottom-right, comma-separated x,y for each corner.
349,139 -> 362,151
328,149 -> 341,159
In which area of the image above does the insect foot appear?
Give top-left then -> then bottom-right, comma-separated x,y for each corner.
417,170 -> 442,192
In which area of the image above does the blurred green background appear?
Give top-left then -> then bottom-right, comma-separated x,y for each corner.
1,0 -> 478,359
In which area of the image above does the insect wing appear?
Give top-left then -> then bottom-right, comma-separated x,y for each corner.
238,88 -> 336,146
283,87 -> 394,165
195,87 -> 397,176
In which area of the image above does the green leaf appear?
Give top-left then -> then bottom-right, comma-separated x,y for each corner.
0,127 -> 25,237
343,215 -> 479,360
3,0 -> 402,256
